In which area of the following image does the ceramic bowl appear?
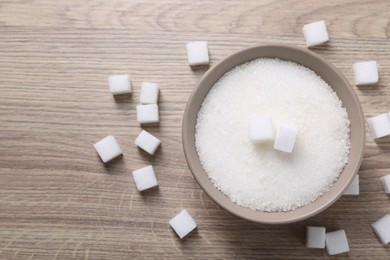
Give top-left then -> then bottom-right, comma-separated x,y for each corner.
182,44 -> 365,224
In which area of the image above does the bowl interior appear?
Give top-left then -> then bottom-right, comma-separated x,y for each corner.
182,44 -> 365,224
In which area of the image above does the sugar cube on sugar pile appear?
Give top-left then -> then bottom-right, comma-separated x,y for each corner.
93,135 -> 123,163
325,230 -> 350,255
186,41 -> 209,66
353,61 -> 379,86
367,113 -> 390,139
343,175 -> 359,195
132,165 -> 158,192
273,124 -> 298,153
108,74 -> 132,95
135,130 -> 161,155
371,215 -> 390,244
140,82 -> 160,104
302,20 -> 329,47
306,226 -> 326,249
169,209 -> 197,239
248,116 -> 274,143
136,104 -> 159,124
380,175 -> 390,193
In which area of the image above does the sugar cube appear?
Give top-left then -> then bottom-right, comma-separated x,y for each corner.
136,104 -> 159,124
93,135 -> 122,163
135,130 -> 161,155
325,230 -> 350,255
186,41 -> 209,66
371,215 -> 390,244
343,175 -> 359,195
169,209 -> 197,239
302,20 -> 329,47
140,82 -> 160,104
248,116 -> 274,143
380,175 -> 390,194
367,113 -> 390,139
108,75 -> 132,95
274,124 -> 298,153
306,226 -> 326,249
132,165 -> 158,192
353,61 -> 379,85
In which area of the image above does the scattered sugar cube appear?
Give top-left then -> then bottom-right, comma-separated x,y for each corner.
135,130 -> 161,155
136,104 -> 159,124
302,20 -> 329,47
108,75 -> 132,95
93,135 -> 122,163
343,175 -> 359,195
169,209 -> 197,239
380,175 -> 390,194
273,124 -> 298,153
325,230 -> 350,255
367,113 -> 390,139
248,116 -> 274,143
186,41 -> 209,66
371,215 -> 390,244
306,226 -> 326,249
132,165 -> 158,192
140,82 -> 160,104
353,61 -> 379,85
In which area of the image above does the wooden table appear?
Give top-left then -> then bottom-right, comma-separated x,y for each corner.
1,1 -> 389,259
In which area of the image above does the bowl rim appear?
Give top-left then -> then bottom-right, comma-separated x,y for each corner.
182,44 -> 365,224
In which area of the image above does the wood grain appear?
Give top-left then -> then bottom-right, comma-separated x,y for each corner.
0,0 -> 389,259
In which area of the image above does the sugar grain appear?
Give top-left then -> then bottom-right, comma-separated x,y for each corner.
195,58 -> 350,212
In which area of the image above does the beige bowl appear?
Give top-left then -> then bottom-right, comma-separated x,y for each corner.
182,44 -> 365,224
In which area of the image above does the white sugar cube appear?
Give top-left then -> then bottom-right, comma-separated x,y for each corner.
93,135 -> 122,163
367,113 -> 390,139
248,116 -> 274,143
306,226 -> 326,249
169,209 -> 197,239
186,41 -> 209,66
132,165 -> 158,192
371,215 -> 390,244
108,75 -> 132,95
273,124 -> 298,153
135,130 -> 161,155
140,82 -> 160,104
136,104 -> 159,124
325,230 -> 350,255
343,175 -> 359,195
353,61 -> 379,85
380,175 -> 390,193
302,20 -> 329,47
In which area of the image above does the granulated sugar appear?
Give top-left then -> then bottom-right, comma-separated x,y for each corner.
195,58 -> 350,212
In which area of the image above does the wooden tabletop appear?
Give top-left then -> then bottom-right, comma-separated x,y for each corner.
1,0 -> 389,259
